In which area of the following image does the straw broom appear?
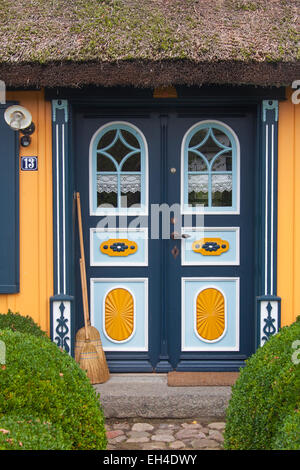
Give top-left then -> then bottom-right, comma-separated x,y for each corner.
78,261 -> 109,384
78,259 -> 104,384
75,192 -> 109,383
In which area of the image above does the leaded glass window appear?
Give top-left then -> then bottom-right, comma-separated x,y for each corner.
183,122 -> 239,213
91,123 -> 147,214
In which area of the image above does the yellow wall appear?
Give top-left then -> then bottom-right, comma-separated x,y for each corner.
0,90 -> 53,334
278,89 -> 300,326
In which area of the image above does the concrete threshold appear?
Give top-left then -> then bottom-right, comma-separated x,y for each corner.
94,374 -> 232,419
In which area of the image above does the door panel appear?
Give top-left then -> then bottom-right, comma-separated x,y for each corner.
74,109 -> 256,371
166,112 -> 255,368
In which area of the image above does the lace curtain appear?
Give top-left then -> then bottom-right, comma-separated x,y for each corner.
188,174 -> 232,193
97,174 -> 141,193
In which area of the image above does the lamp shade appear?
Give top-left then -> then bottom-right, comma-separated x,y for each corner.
4,105 -> 32,130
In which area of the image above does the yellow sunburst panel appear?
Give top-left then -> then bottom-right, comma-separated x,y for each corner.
105,288 -> 134,342
196,288 -> 225,341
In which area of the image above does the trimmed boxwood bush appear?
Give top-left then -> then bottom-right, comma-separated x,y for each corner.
0,329 -> 107,450
224,318 -> 300,450
272,411 -> 300,450
0,415 -> 72,450
0,310 -> 47,338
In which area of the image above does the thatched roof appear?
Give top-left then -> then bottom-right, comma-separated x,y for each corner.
0,0 -> 299,88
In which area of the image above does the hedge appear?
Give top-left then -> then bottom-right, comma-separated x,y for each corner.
0,415 -> 72,450
224,318 -> 300,450
0,310 -> 48,338
0,329 -> 107,450
272,411 -> 300,450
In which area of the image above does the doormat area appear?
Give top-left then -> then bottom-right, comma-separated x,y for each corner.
167,371 -> 239,387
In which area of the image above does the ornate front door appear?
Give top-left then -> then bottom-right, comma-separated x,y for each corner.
74,107 -> 256,371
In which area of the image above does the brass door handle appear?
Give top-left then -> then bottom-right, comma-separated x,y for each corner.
170,232 -> 191,239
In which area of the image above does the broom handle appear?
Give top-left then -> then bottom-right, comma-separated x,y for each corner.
76,192 -> 91,325
80,258 -> 89,340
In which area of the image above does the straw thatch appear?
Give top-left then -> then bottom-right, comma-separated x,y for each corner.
0,0 -> 299,87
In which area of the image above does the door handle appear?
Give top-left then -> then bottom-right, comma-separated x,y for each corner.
170,232 -> 191,239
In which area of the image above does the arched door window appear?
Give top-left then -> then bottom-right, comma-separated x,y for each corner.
90,122 -> 148,215
182,121 -> 239,213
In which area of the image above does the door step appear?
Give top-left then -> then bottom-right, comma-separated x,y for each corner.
94,374 -> 232,418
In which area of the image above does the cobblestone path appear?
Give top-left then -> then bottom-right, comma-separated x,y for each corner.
105,418 -> 225,450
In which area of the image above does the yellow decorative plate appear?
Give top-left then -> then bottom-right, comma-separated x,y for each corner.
192,238 -> 229,256
100,239 -> 138,257
196,288 -> 225,341
105,288 -> 134,341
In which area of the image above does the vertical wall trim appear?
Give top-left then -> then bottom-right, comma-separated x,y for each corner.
257,100 -> 281,347
156,115 -> 172,372
50,99 -> 74,355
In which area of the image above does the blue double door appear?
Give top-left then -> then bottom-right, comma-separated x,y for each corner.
74,108 -> 256,371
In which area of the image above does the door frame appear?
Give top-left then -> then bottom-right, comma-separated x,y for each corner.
48,86 -> 284,371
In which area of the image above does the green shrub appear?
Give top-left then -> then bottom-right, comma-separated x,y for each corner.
224,318 -> 300,450
0,310 -> 47,338
0,415 -> 72,450
0,330 -> 107,450
272,411 -> 300,450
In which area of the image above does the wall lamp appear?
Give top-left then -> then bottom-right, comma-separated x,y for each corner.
4,105 -> 35,147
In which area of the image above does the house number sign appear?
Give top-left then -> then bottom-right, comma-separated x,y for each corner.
21,156 -> 38,171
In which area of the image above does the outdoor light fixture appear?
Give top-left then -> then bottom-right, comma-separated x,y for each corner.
20,135 -> 31,147
4,105 -> 32,130
4,105 -> 35,147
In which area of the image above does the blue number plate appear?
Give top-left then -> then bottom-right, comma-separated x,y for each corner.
21,156 -> 38,171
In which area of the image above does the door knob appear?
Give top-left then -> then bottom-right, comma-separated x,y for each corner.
170,232 -> 191,239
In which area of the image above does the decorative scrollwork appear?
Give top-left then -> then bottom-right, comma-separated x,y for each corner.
55,302 -> 70,353
262,302 -> 276,343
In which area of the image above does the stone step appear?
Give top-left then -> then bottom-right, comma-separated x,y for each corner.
94,374 -> 232,419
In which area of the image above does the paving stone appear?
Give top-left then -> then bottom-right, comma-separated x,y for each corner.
208,422 -> 226,431
208,430 -> 224,442
132,423 -> 154,432
201,427 -> 210,434
155,428 -> 175,435
181,423 -> 202,429
159,423 -> 179,430
109,435 -> 127,444
112,422 -> 131,431
169,440 -> 186,449
191,439 -> 220,449
142,442 -> 167,450
175,429 -> 204,440
104,418 -> 226,451
106,430 -> 124,439
126,437 -> 150,443
127,431 -> 151,439
152,434 -> 175,442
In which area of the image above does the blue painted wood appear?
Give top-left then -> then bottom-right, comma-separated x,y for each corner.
255,100 -> 281,348
168,112 -> 256,369
0,103 -> 19,293
74,107 -> 258,371
51,100 -> 75,355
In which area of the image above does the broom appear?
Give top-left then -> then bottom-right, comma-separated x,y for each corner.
78,258 -> 104,384
75,192 -> 110,383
